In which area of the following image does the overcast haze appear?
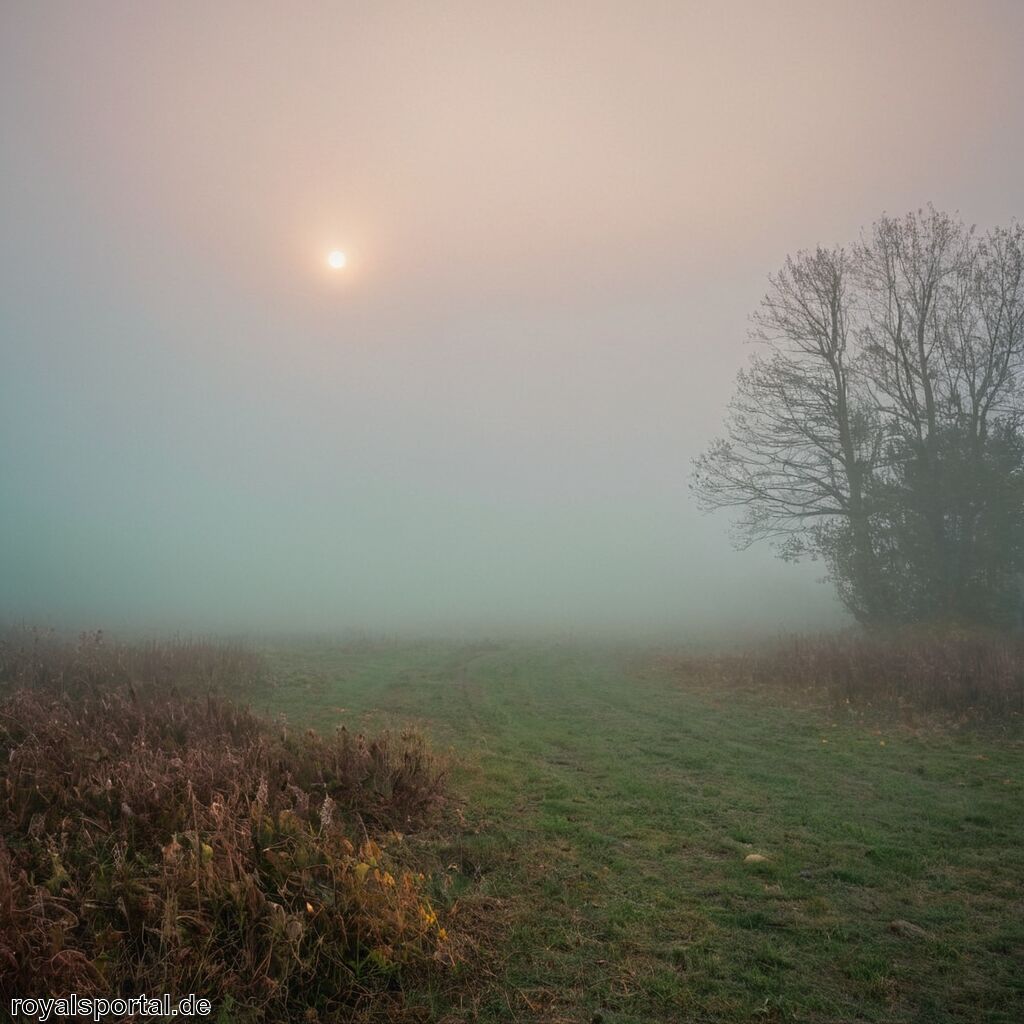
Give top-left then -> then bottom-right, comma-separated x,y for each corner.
2,1 -> 1023,636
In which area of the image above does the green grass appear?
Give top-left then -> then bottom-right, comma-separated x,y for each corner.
254,640 -> 1024,1023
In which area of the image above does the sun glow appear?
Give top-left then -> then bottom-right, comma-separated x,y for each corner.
327,250 -> 347,270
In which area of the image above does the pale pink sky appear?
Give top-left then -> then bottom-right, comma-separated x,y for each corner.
2,2 -> 1023,633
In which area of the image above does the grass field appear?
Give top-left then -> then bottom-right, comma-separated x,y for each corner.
254,640 -> 1024,1024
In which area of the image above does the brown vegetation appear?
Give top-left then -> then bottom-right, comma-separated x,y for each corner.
0,629 -> 453,1020
0,627 -> 266,697
666,628 -> 1024,723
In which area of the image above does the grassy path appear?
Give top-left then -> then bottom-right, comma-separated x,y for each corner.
258,640 -> 1024,1023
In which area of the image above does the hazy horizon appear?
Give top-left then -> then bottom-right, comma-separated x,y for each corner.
3,1 -> 1023,637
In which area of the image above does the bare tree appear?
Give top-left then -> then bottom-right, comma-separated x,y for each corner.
693,208 -> 1024,627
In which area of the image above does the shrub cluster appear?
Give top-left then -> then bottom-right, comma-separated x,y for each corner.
0,629 -> 452,1020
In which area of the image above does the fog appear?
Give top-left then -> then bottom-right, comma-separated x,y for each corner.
2,1 -> 1023,637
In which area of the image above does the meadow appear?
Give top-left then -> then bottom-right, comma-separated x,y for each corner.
252,638 -> 1024,1023
2,631 -> 1021,1023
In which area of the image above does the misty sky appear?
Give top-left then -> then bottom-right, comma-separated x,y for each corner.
2,1 -> 1023,636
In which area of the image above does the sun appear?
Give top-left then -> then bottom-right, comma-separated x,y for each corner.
327,250 -> 347,270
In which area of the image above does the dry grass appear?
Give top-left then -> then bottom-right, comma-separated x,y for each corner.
0,628 -> 454,1021
666,627 -> 1024,724
0,626 -> 266,697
